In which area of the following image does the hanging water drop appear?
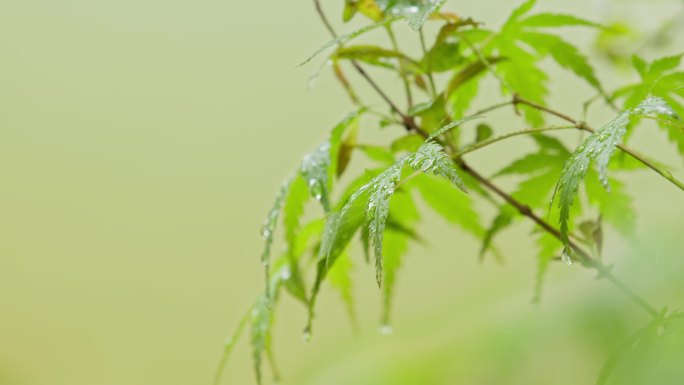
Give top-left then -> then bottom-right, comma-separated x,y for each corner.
561,249 -> 573,265
280,268 -> 291,280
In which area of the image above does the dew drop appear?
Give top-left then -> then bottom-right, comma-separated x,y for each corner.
561,249 -> 573,265
280,268 -> 291,280
379,324 -> 394,335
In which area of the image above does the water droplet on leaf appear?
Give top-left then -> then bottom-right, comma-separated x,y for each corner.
561,249 -> 573,265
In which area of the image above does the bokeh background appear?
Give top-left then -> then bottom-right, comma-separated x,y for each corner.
1,0 -> 683,384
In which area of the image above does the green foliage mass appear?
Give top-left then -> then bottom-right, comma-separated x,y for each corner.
215,1 -> 684,384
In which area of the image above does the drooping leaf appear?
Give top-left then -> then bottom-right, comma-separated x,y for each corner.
283,175 -> 309,249
301,142 -> 333,212
319,186 -> 370,276
310,179 -> 371,324
318,138 -> 461,295
302,110 -> 362,212
277,176 -> 312,304
250,294 -> 272,385
260,178 -> 292,279
367,161 -> 406,286
552,97 -> 674,262
251,255 -> 294,385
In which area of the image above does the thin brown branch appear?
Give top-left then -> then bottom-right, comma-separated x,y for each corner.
313,0 -> 337,37
513,95 -> 580,125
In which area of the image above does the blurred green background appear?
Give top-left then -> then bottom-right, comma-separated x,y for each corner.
1,1 -> 683,384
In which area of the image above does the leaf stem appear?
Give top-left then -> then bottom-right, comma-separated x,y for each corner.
386,24 -> 414,108
419,28 -> 438,97
612,142 -> 684,191
453,125 -> 576,158
471,100 -> 515,115
513,95 -> 580,125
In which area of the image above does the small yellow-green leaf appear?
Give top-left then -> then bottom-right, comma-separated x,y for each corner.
475,123 -> 493,142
